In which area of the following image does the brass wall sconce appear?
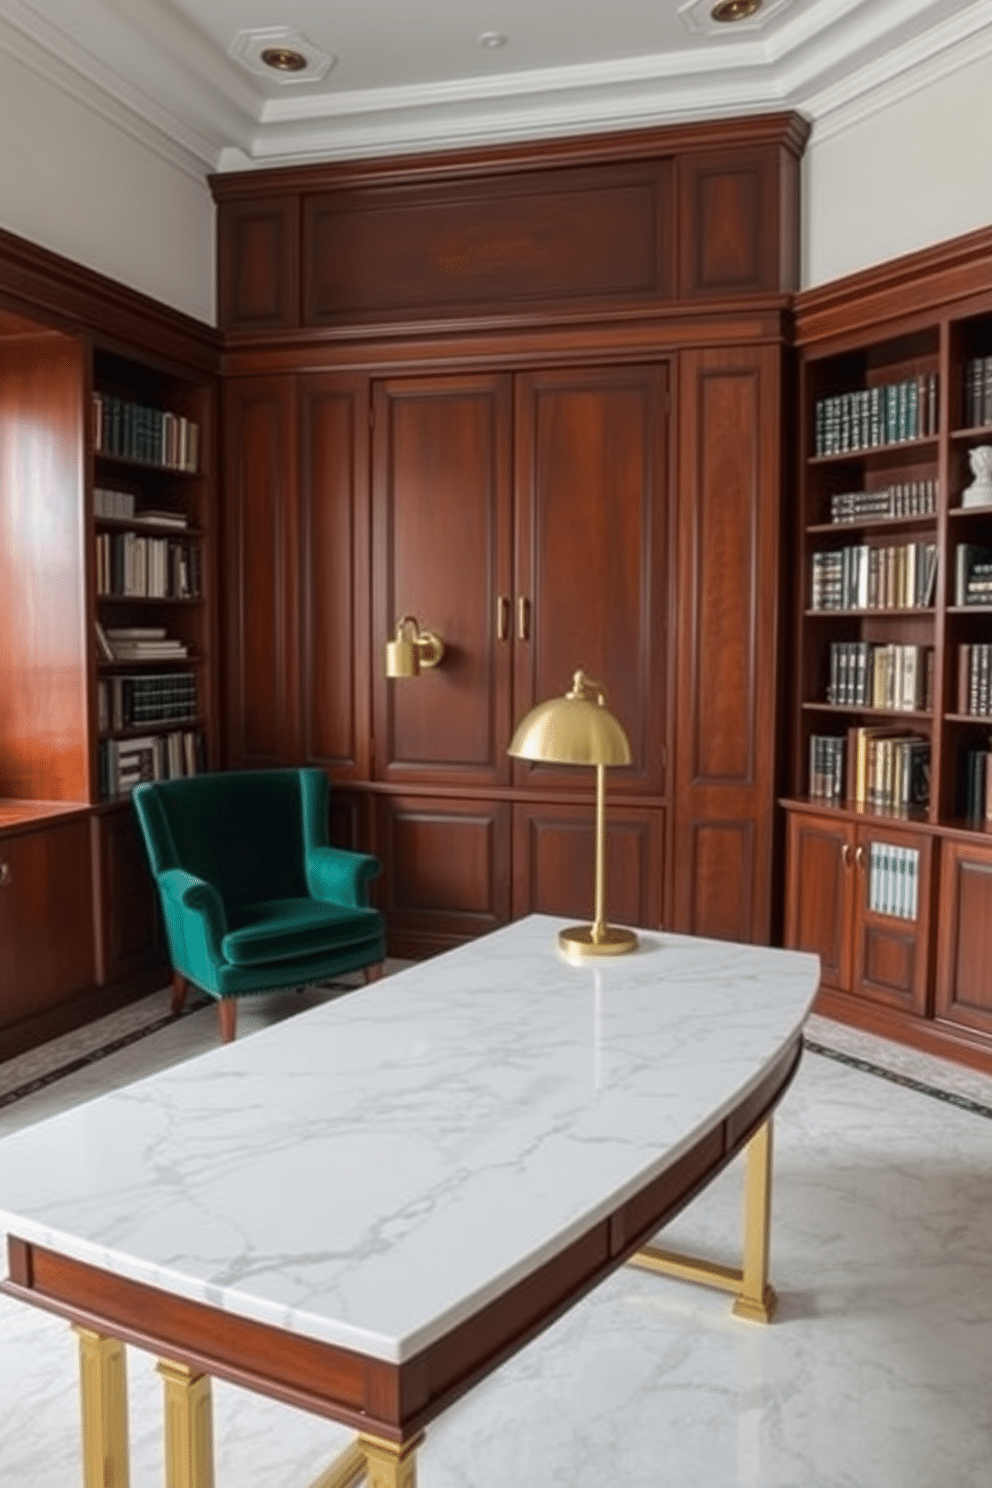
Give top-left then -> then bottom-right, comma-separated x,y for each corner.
385,615 -> 445,677
508,669 -> 637,963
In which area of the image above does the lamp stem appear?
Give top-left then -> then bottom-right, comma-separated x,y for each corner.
592,761 -> 607,942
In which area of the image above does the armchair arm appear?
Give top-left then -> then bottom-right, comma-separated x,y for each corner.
306,847 -> 381,908
156,867 -> 230,975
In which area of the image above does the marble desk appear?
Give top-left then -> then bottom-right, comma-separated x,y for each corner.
0,914 -> 819,1487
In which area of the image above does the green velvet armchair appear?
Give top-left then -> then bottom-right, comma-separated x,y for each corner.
132,768 -> 385,1042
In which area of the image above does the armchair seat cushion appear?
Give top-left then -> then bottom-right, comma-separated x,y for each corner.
223,898 -> 382,968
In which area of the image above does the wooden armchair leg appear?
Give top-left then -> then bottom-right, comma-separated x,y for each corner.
171,972 -> 189,1016
217,999 -> 237,1043
364,962 -> 385,985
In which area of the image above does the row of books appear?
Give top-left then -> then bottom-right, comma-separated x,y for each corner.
98,730 -> 204,799
963,746 -> 992,823
94,486 -> 189,528
956,644 -> 992,717
95,532 -> 201,600
808,726 -> 931,810
813,374 -> 939,456
963,356 -> 992,429
97,672 -> 198,732
810,541 -> 937,611
953,544 -> 992,606
95,623 -> 189,662
866,842 -> 920,921
827,642 -> 934,713
92,393 -> 199,473
828,479 -> 938,523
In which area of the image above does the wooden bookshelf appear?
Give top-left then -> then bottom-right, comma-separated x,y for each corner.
784,224 -> 992,1073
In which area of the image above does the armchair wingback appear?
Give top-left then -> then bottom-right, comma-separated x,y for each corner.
133,768 -> 385,1041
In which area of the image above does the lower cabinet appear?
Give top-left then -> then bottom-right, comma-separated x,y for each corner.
0,814 -> 96,1031
370,792 -> 664,959
934,838 -> 992,1041
784,809 -> 933,1018
92,807 -> 161,984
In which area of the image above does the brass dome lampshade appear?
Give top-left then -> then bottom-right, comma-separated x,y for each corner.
508,670 -> 637,963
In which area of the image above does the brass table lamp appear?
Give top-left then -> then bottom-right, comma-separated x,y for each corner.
508,669 -> 637,962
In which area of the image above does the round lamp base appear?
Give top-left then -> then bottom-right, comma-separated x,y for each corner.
557,924 -> 638,963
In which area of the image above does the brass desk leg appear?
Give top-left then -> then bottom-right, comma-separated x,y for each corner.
157,1359 -> 215,1488
359,1432 -> 423,1488
629,1118 -> 778,1324
74,1326 -> 130,1488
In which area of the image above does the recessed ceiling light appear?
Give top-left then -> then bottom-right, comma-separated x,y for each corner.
711,0 -> 762,20
261,46 -> 308,73
478,31 -> 508,49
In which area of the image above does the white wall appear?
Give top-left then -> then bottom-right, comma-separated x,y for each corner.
803,48 -> 992,290
0,48 -> 215,325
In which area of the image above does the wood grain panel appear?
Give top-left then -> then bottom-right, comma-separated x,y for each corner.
678,143 -> 800,298
935,840 -> 992,1035
375,794 -> 511,955
299,375 -> 370,777
510,800 -> 663,930
217,195 -> 300,332
222,378 -> 297,766
512,364 -> 668,797
303,162 -> 673,326
671,346 -> 782,943
372,375 -> 513,788
92,807 -> 160,985
784,812 -> 852,992
0,333 -> 89,801
0,817 -> 95,1026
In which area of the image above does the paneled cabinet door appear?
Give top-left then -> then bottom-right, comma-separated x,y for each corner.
371,373 -> 514,790
511,799 -> 664,930
222,376 -> 299,767
784,811 -> 853,993
935,838 -> 992,1038
512,364 -> 668,797
0,818 -> 95,1028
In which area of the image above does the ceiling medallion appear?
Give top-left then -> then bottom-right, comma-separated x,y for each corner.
711,0 -> 762,21
260,46 -> 308,73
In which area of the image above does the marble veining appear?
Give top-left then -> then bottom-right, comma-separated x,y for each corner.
0,915 -> 818,1364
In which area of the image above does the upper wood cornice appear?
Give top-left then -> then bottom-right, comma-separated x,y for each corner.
795,223 -> 992,349
209,111 -> 811,200
0,226 -> 219,375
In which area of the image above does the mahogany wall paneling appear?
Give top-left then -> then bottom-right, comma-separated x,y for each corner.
216,194 -> 300,334
302,160 -> 674,328
91,809 -> 161,985
934,838 -> 992,1038
0,817 -> 95,1028
677,139 -> 802,300
0,331 -> 89,802
299,374 -> 371,779
510,799 -> 663,930
671,345 -> 783,943
784,810 -> 852,992
222,377 -> 299,766
511,364 -> 669,797
371,374 -> 514,790
375,794 -> 512,957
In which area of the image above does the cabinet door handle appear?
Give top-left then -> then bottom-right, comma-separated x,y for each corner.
518,596 -> 531,642
841,843 -> 850,867
0,860 -> 10,888
496,595 -> 510,642
855,845 -> 864,869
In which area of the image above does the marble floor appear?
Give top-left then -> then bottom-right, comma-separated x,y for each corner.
1,976 -> 991,1487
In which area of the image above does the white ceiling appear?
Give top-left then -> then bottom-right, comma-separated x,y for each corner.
1,0 -> 991,177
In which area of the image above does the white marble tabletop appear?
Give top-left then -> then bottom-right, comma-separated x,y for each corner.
0,915 -> 818,1363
